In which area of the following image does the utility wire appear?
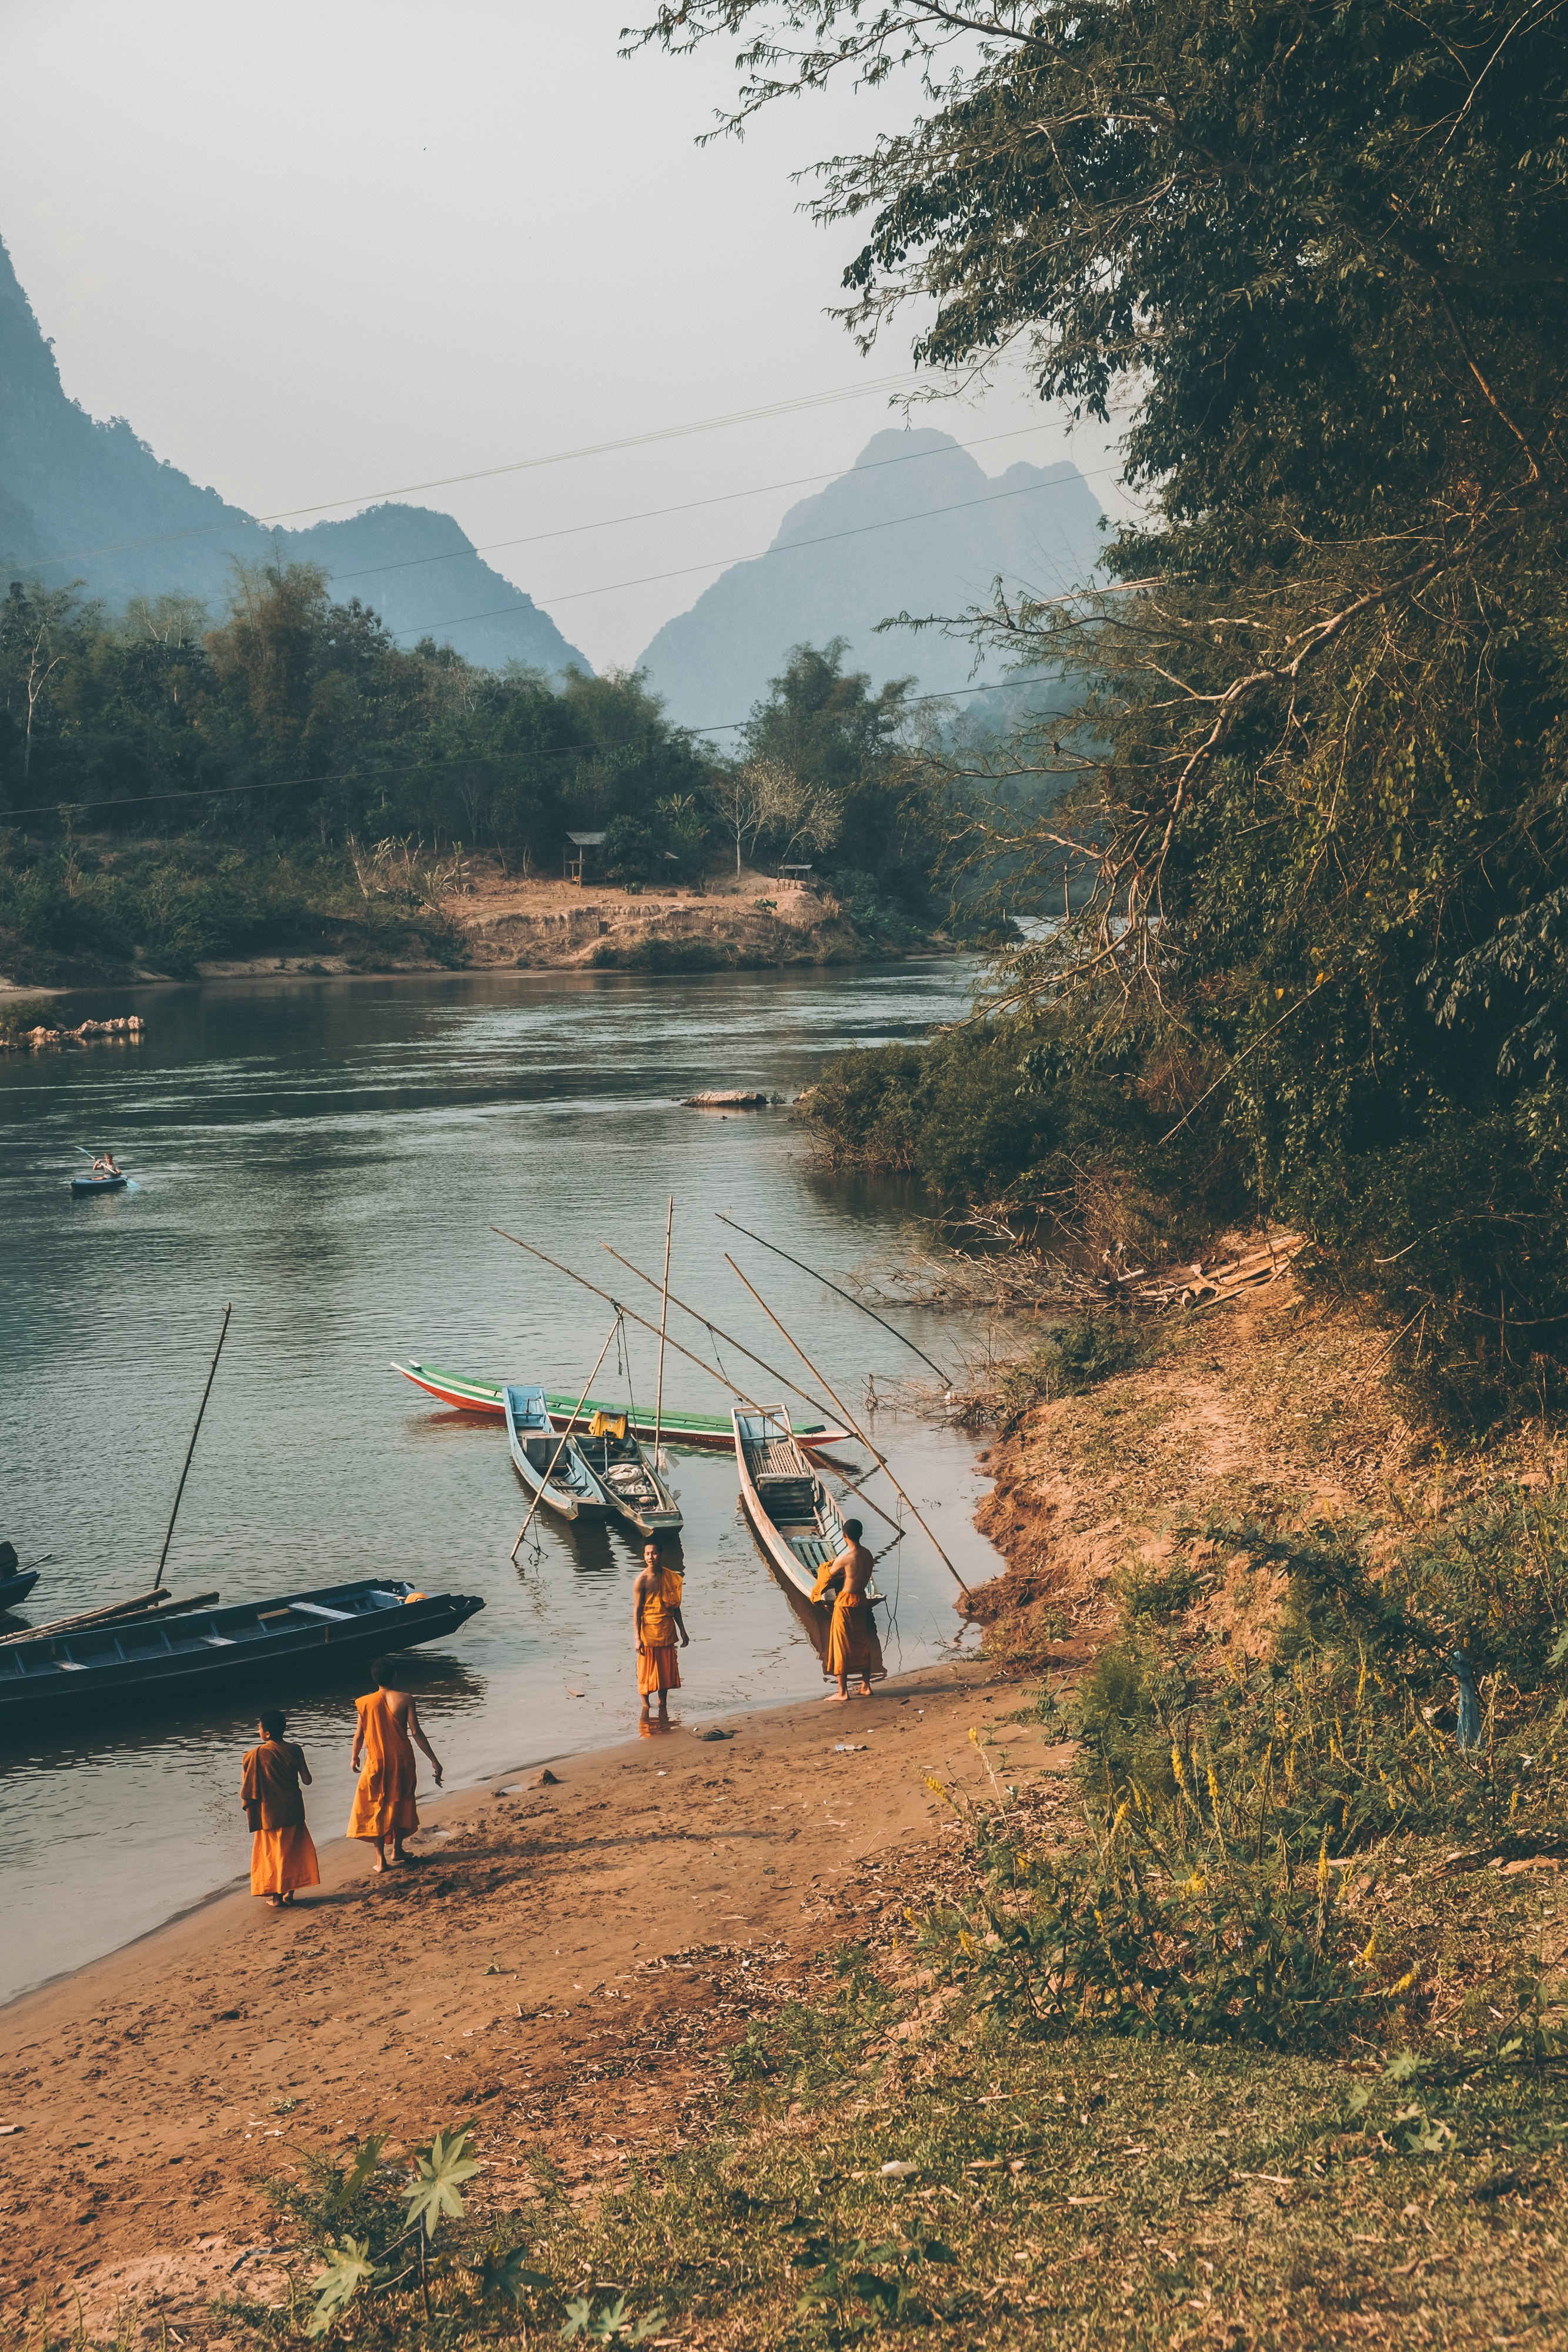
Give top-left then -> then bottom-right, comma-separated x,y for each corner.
18,372 -> 924,575
380,476 -> 1098,633
299,424 -> 1109,593
0,662 -> 1078,823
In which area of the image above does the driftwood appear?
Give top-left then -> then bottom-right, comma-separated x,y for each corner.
855,1218 -> 1306,1318
681,1090 -> 772,1108
2,1014 -> 146,1053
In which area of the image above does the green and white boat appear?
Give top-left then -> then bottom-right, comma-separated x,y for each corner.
390,1360 -> 848,1453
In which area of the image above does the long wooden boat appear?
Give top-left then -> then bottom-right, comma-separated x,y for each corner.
731,1404 -> 885,1679
393,1360 -> 848,1453
0,1578 -> 484,1725
504,1385 -> 613,1521
575,1411 -> 683,1541
0,1569 -> 40,1612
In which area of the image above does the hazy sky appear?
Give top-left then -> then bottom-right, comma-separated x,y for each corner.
0,1 -> 1129,674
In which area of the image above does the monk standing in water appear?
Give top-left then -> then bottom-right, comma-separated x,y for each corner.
241,1710 -> 320,1908
347,1684 -> 443,1871
634,1539 -> 689,1720
810,1518 -> 884,1700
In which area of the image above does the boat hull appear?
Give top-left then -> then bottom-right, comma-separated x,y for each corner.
393,1360 -> 848,1452
0,1578 -> 484,1726
732,1405 -> 885,1682
71,1175 -> 128,1195
503,1385 -> 612,1521
0,1571 -> 40,1612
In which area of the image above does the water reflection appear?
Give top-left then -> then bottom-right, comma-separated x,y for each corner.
0,962 -> 995,2000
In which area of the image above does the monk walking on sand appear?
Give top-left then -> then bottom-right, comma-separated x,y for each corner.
634,1538 -> 689,1719
347,1683 -> 442,1871
810,1518 -> 884,1700
242,1709 -> 320,1908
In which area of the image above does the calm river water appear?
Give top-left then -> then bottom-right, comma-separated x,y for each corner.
0,961 -> 1001,2003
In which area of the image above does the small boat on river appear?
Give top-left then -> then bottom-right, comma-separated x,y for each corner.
71,1171 -> 128,1196
0,1568 -> 40,1612
504,1384 -> 613,1522
580,1409 -> 683,1540
732,1404 -> 885,1676
0,1578 -> 484,1726
394,1359 -> 848,1452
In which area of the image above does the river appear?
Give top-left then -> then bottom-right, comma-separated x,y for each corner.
0,961 -> 999,2003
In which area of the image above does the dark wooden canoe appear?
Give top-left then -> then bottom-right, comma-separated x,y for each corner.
0,1578 -> 484,1725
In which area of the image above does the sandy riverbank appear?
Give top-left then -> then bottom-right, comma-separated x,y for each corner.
0,1655 -> 1045,2338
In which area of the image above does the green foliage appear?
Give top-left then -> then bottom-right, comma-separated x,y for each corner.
267,2120 -> 554,2343
0,993 -> 54,1042
559,2294 -> 665,2343
402,2122 -> 482,2240
994,1316 -> 1146,1424
787,2217 -> 958,2334
741,642 -> 938,910
804,1019 -> 1245,1259
634,1 -> 1568,1421
0,584 -> 937,980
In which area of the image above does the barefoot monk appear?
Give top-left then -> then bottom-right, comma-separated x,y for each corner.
810,1518 -> 884,1700
634,1539 -> 689,1720
348,1684 -> 443,1871
242,1709 -> 320,1907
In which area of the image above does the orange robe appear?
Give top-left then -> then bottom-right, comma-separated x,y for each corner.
811,1553 -> 885,1684
637,1568 -> 683,1695
347,1690 -> 419,1840
241,1739 -> 321,1897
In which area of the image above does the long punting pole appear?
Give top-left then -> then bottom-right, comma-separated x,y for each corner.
491,1230 -> 901,1535
653,1196 -> 674,1466
513,1315 -> 624,1561
597,1242 -> 904,1537
724,1255 -> 972,1603
154,1302 -> 232,1591
714,1213 -> 951,1383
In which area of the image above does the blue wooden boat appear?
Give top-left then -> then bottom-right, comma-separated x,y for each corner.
71,1172 -> 128,1196
0,1570 -> 40,1612
0,1578 -> 484,1725
504,1385 -> 613,1521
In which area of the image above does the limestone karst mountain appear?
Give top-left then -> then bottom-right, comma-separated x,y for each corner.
635,425 -> 1105,730
0,236 -> 590,678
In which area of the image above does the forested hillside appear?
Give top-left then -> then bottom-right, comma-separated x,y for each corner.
0,561 -> 948,980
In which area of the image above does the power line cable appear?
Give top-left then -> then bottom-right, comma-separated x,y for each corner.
378,475 -> 1104,637
0,665 -> 1078,823
16,372 -> 925,576
305,422 -> 1100,592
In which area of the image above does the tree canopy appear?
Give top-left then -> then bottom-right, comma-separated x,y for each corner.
640,0 -> 1568,1415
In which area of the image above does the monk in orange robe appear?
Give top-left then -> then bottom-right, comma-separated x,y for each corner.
347,1685 -> 442,1870
810,1518 -> 884,1700
634,1539 -> 689,1719
241,1710 -> 320,1907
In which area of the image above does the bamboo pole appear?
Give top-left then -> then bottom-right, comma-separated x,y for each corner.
597,1243 -> 905,1536
714,1212 -> 951,1382
155,1302 -> 232,1590
653,1196 -> 674,1466
512,1316 -> 624,1561
724,1255 -> 972,1603
0,1588 -> 222,1650
490,1230 -> 902,1536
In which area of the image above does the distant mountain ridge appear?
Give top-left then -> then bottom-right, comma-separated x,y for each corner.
635,425 -> 1105,729
0,236 -> 590,679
